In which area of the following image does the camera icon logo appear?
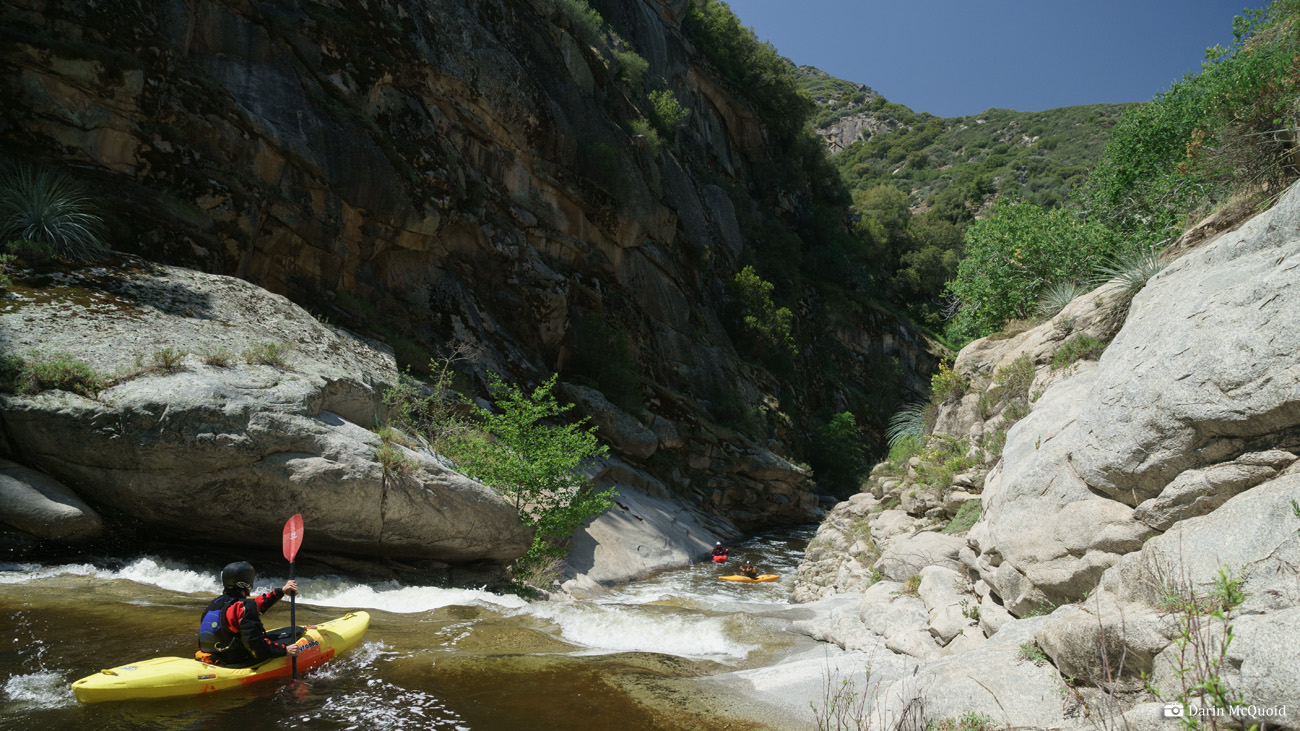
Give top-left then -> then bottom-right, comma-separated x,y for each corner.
1163,704 -> 1186,719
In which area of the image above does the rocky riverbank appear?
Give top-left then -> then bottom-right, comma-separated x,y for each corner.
779,183 -> 1300,728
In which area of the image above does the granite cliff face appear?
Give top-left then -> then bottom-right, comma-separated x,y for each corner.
0,0 -> 937,539
784,185 -> 1300,728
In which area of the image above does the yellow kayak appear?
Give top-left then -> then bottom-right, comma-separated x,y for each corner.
72,611 -> 370,703
718,574 -> 780,583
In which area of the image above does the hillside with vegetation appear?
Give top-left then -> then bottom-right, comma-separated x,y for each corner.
796,67 -> 1129,333
799,66 -> 1129,216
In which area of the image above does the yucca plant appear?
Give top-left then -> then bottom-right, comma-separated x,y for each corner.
0,166 -> 107,261
886,401 -> 930,449
1035,279 -> 1086,318
1093,246 -> 1165,300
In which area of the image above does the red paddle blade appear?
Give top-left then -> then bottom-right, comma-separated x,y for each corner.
282,514 -> 304,562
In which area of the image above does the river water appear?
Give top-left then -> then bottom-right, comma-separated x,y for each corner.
0,527 -> 821,730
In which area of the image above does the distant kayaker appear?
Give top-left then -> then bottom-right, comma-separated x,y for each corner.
197,561 -> 303,666
740,562 -> 759,580
711,542 -> 728,560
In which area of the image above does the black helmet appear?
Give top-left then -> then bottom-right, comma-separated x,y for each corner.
221,561 -> 255,593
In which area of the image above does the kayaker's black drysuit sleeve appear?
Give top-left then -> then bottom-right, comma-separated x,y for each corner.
235,588 -> 289,660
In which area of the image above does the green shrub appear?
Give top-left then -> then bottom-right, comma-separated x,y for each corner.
1018,641 -> 1049,665
925,707 -> 993,728
201,346 -> 234,367
810,411 -> 866,496
992,354 -> 1034,404
913,435 -> 979,492
242,341 -> 291,367
930,361 -> 967,403
376,439 -> 416,478
683,0 -> 813,144
6,238 -> 56,263
151,347 -> 188,373
1051,335 -> 1107,370
880,434 -> 924,476
558,0 -> 604,47
942,499 -> 982,534
728,265 -> 797,358
0,166 -> 107,261
612,48 -> 648,88
945,199 -> 1121,343
0,351 -> 106,397
444,373 -> 615,573
624,118 -> 662,156
899,574 -> 922,596
886,401 -> 929,449
1082,1 -> 1300,247
0,253 -> 14,290
1093,245 -> 1165,301
382,351 -> 473,456
648,88 -> 690,137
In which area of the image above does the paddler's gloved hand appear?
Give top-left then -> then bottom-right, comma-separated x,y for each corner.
282,579 -> 298,596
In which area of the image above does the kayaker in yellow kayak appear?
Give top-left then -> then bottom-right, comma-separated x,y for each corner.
739,562 -> 759,580
197,561 -> 303,666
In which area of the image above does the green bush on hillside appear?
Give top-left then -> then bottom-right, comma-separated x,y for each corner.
447,373 -> 616,571
1081,0 -> 1300,245
558,0 -> 604,47
648,88 -> 689,138
945,198 -> 1121,342
728,265 -> 797,360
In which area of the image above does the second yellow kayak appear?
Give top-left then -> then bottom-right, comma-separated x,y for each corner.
718,574 -> 780,583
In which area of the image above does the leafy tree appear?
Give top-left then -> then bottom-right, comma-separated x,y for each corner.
810,411 -> 866,497
648,88 -> 690,138
448,373 -> 615,566
728,265 -> 797,359
945,199 -> 1120,343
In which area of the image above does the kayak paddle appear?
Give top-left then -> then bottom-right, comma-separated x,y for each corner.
282,513 -> 304,680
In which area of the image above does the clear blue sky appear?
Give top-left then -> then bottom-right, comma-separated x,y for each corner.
726,0 -> 1256,117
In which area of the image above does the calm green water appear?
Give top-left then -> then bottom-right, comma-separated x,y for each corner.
0,528 -> 815,730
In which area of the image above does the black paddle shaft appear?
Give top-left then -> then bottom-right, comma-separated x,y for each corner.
289,560 -> 297,680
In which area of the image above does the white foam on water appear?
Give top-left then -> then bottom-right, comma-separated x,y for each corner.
306,640 -> 397,682
296,678 -> 467,730
0,559 -> 527,614
290,579 -> 528,614
522,602 -> 755,659
0,557 -> 218,594
3,671 -> 75,709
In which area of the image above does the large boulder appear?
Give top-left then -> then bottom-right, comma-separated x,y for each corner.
562,384 -> 658,461
0,458 -> 102,540
965,182 -> 1300,611
875,616 -> 1070,730
561,462 -> 727,593
1132,450 -> 1296,531
874,531 -> 966,582
1101,474 -> 1300,613
792,493 -> 880,603
0,262 -> 532,562
967,362 -> 1150,614
1067,186 -> 1300,505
